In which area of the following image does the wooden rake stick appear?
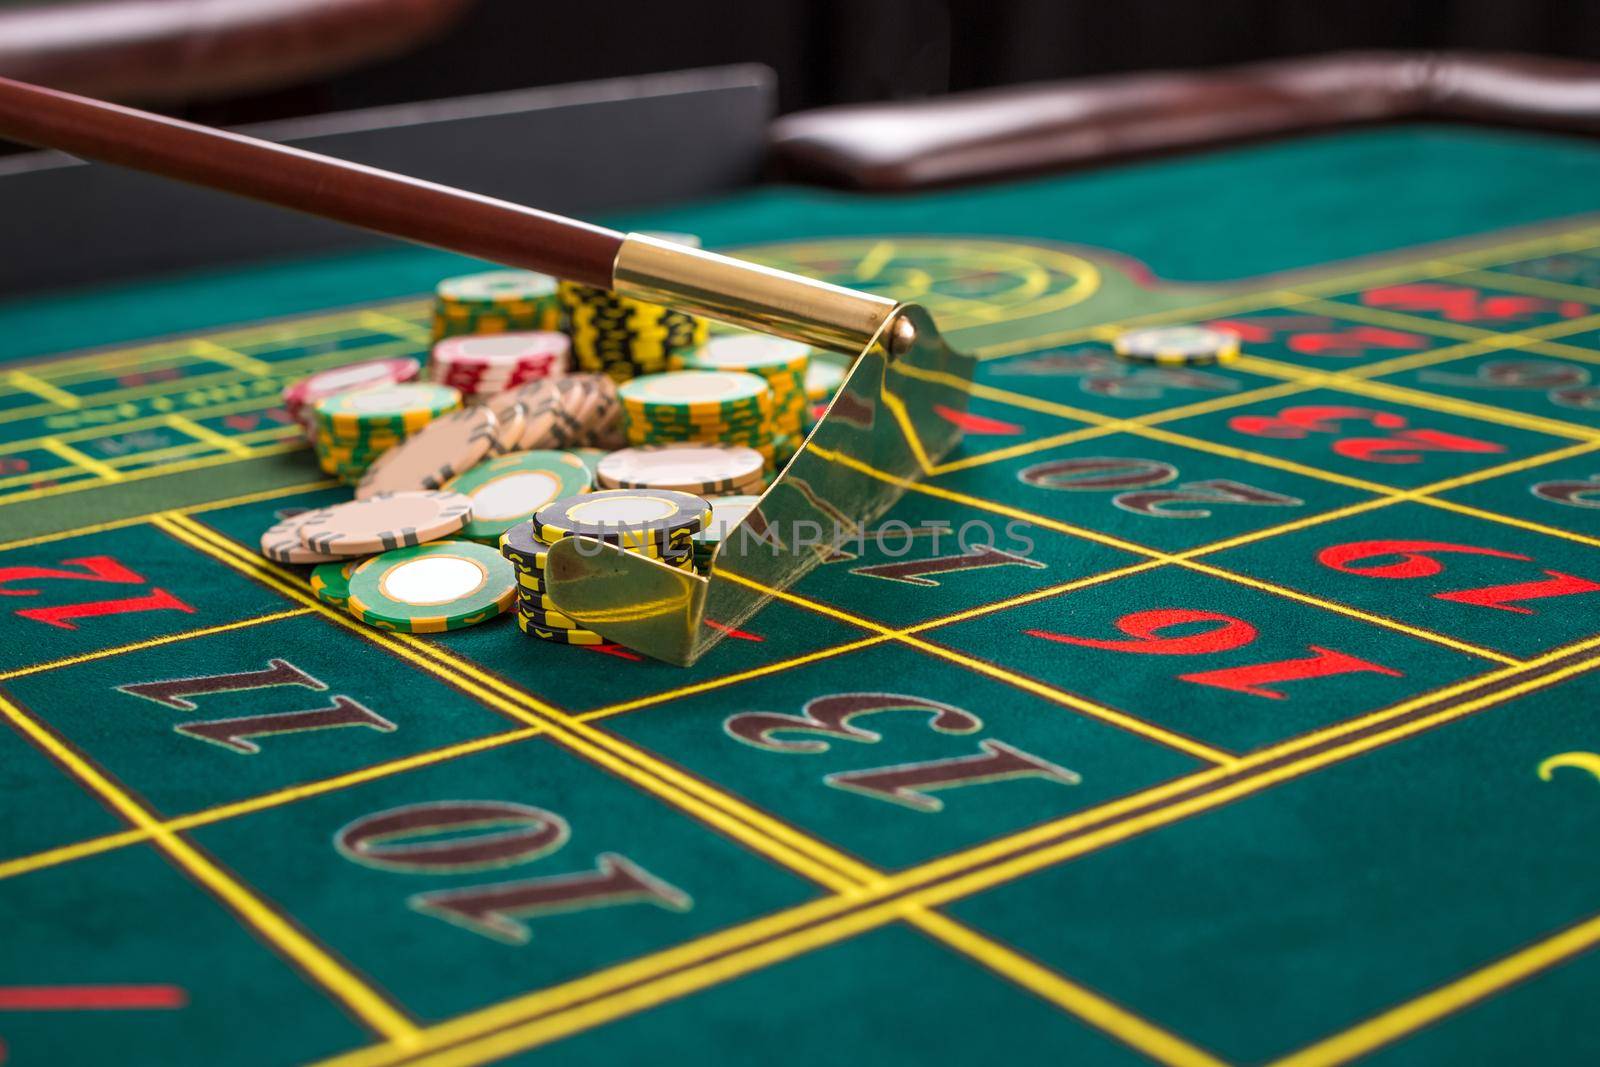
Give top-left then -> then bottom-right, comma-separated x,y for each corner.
0,74 -> 898,352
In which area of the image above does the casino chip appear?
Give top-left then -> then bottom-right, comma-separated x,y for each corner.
430,332 -> 568,401
534,488 -> 711,552
805,358 -> 847,402
295,490 -> 473,556
310,559 -> 357,608
444,450 -> 593,543
558,238 -> 709,382
488,399 -> 528,455
481,374 -> 620,452
260,510 -> 342,564
433,270 -> 560,340
515,613 -> 608,644
596,443 -> 765,496
1112,325 -> 1240,366
283,357 -> 419,439
500,486 -> 709,647
674,334 -> 810,440
314,381 -> 462,434
309,381 -> 463,485
346,540 -> 515,632
571,448 -> 607,477
354,405 -> 499,499
618,370 -> 770,422
692,493 -> 763,573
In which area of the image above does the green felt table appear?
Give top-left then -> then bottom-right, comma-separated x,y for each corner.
5,123 -> 1600,1066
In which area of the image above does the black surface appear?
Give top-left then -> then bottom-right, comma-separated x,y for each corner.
192,0 -> 1600,119
0,65 -> 774,293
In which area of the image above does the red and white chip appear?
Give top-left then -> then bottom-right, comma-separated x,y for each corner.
431,333 -> 567,371
283,357 -> 421,422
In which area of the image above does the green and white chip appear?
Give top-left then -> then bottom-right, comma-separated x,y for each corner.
345,540 -> 515,633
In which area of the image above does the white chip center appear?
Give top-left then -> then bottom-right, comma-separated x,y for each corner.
568,497 -> 677,524
314,364 -> 395,392
382,556 -> 486,605
651,373 -> 753,401
699,334 -> 809,365
347,387 -> 415,412
474,471 -> 562,519
458,336 -> 535,358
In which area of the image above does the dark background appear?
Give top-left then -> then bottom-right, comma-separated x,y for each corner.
200,0 -> 1600,123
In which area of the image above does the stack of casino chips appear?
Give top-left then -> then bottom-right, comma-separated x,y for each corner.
690,493 -> 762,575
432,271 -> 561,340
557,233 -> 709,381
282,357 -> 420,443
804,357 -> 848,429
673,334 -> 810,468
308,381 -> 462,484
617,370 -> 777,470
499,488 -> 710,645
429,332 -> 569,402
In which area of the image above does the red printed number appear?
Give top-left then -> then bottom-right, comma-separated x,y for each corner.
0,554 -> 194,630
1228,405 -> 1503,465
1026,607 -> 1400,699
1318,539 -> 1600,614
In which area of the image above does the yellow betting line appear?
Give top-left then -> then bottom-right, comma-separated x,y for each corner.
0,630 -> 902,885
810,444 -> 1519,666
166,413 -> 255,458
159,515 -> 1225,1063
190,338 -> 274,377
0,689 -> 419,1043
314,631 -> 1600,1067
1270,906 -> 1600,1067
0,607 -> 312,681
0,439 -> 304,509
6,220 -> 1593,1062
38,437 -> 122,481
3,298 -> 428,381
0,726 -> 545,884
716,570 -> 1237,766
6,369 -> 81,408
159,514 -> 880,892
0,477 -> 336,554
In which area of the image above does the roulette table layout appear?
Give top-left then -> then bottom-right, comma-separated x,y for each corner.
5,56 -> 1600,1067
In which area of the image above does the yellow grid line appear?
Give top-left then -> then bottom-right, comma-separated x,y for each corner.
0,299 -> 426,382
10,422 -> 302,491
0,629 -> 912,885
0,607 -> 312,682
1,394 -> 291,455
0,439 -> 305,508
3,502 -> 1587,1067
1270,907 -> 1600,1066
0,689 -> 419,1043
1447,264 -> 1600,305
190,338 -> 274,377
713,570 -> 1238,764
0,476 -> 336,554
154,512 -> 1230,1064
166,413 -> 254,458
0,341 -> 419,430
6,369 -> 81,408
159,513 -> 881,892
156,223 -> 1600,1062
0,726 -> 546,884
38,437 -> 122,481
156,511 -> 1248,1062
810,443 -> 1520,665
358,310 -> 434,345
311,634 -> 1600,1067
9,219 -> 1600,1062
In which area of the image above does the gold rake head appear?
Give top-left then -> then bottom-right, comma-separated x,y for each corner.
542,236 -> 976,665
